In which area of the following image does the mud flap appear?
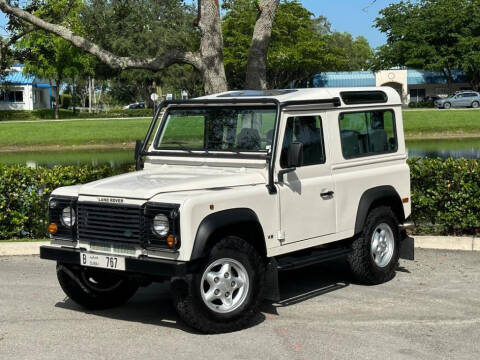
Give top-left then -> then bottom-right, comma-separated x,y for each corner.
263,258 -> 280,302
399,235 -> 414,260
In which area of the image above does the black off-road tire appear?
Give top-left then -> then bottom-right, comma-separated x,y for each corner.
347,206 -> 400,285
171,236 -> 265,334
56,263 -> 139,310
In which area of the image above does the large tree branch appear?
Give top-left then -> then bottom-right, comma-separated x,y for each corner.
245,0 -> 279,90
0,0 -> 201,71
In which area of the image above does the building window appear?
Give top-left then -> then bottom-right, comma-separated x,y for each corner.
339,110 -> 398,159
409,88 -> 426,102
0,90 -> 24,103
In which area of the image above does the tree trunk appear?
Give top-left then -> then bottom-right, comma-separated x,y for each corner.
55,79 -> 60,120
245,0 -> 279,90
198,0 -> 228,94
72,77 -> 76,114
88,76 -> 92,113
0,0 -> 278,94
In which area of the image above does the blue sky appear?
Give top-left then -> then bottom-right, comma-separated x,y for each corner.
0,0 -> 397,48
300,0 -> 396,47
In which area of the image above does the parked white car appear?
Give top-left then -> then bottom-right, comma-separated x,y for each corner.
41,87 -> 414,333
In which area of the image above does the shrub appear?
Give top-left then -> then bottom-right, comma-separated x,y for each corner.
60,94 -> 72,109
0,108 -> 154,121
0,165 -> 125,240
409,157 -> 480,235
408,101 -> 435,108
1,158 -> 480,240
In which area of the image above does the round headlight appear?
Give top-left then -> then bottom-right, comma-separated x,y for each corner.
61,207 -> 76,228
152,214 -> 169,237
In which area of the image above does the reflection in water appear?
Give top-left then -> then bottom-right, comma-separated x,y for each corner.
406,138 -> 480,159
0,149 -> 134,168
1,138 -> 480,168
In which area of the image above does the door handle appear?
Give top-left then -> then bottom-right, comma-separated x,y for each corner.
320,191 -> 334,198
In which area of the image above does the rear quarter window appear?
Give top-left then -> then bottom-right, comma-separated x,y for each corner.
339,109 -> 398,159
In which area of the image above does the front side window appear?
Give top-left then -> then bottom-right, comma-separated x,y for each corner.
280,115 -> 325,168
339,110 -> 397,159
155,107 -> 276,153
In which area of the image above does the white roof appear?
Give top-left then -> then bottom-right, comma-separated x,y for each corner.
197,87 -> 402,106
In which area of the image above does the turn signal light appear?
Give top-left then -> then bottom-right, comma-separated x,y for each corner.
48,223 -> 58,234
167,235 -> 178,248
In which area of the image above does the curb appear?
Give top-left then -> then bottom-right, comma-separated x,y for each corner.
414,236 -> 479,252
0,241 -> 49,256
0,236 -> 479,256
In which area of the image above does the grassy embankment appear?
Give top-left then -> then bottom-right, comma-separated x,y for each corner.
0,109 -> 479,151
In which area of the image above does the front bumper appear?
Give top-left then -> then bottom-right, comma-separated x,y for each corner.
40,246 -> 188,277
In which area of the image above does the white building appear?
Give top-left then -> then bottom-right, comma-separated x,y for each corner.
0,65 -> 54,111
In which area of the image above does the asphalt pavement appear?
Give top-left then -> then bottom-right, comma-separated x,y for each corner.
0,249 -> 479,360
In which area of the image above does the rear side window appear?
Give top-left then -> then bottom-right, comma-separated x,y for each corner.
339,110 -> 397,159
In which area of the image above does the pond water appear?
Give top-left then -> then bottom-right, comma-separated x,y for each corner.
1,138 -> 480,168
0,149 -> 134,168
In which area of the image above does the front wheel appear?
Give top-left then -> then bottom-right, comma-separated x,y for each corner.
56,264 -> 139,309
348,206 -> 400,285
472,101 -> 479,109
171,236 -> 265,333
443,102 -> 451,109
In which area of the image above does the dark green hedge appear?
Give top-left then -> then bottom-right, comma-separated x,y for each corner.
0,108 -> 153,121
1,158 -> 479,240
408,101 -> 436,108
0,165 -> 123,239
410,157 -> 480,235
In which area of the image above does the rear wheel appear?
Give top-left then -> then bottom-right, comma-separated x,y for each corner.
171,236 -> 265,333
56,264 -> 139,309
348,206 -> 400,284
443,102 -> 451,109
472,101 -> 479,109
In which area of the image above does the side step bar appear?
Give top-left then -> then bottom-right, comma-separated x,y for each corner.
263,247 -> 351,301
276,247 -> 352,272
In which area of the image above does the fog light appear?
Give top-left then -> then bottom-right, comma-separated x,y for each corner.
48,223 -> 58,234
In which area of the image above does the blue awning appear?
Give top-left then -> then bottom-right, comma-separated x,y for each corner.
407,70 -> 469,85
2,71 -> 35,85
312,71 -> 376,88
34,83 -> 51,89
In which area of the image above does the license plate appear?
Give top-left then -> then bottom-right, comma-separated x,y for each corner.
80,252 -> 126,271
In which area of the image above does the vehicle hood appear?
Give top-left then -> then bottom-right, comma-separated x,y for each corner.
77,166 -> 266,199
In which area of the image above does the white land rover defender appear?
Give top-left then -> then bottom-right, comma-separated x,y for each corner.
40,88 -> 414,333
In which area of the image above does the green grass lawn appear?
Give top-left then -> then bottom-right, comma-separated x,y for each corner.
0,109 -> 479,149
0,118 -> 151,147
403,110 -> 480,138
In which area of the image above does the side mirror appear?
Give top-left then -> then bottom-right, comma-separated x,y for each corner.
278,142 -> 303,182
135,140 -> 144,171
287,142 -> 304,168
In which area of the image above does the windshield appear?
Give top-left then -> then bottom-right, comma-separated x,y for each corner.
154,107 -> 276,153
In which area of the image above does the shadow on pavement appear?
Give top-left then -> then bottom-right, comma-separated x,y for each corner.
54,259 -> 356,332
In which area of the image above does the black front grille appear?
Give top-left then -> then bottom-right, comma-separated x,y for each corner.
77,202 -> 143,244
